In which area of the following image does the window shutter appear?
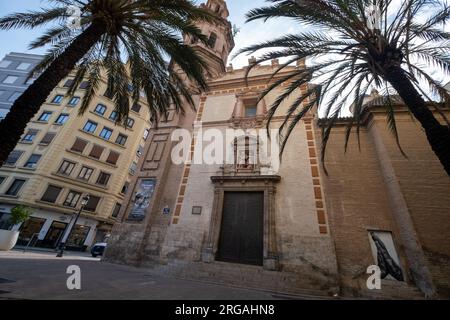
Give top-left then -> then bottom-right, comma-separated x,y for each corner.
63,79 -> 74,88
79,81 -> 89,89
26,129 -> 39,136
112,203 -> 122,218
89,145 -> 105,159
41,185 -> 62,203
104,89 -> 114,99
96,172 -> 111,186
40,132 -> 56,145
6,179 -> 26,196
106,151 -> 120,165
71,138 -> 88,153
131,103 -> 141,113
26,154 -> 41,165
5,150 -> 24,165
84,196 -> 101,212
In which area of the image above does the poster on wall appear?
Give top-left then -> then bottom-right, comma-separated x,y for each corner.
368,231 -> 404,281
130,179 -> 157,220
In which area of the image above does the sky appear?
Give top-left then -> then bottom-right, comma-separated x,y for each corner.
0,0 -> 291,68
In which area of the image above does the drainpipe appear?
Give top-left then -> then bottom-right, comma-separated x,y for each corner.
367,117 -> 436,298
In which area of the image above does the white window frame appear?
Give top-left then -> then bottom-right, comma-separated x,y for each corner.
3,75 -> 19,84
0,60 -> 12,68
16,62 -> 31,71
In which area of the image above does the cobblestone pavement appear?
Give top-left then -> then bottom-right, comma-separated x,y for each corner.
0,250 -> 298,300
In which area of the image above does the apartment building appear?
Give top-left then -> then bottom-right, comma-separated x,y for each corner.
0,70 -> 151,251
0,52 -> 44,119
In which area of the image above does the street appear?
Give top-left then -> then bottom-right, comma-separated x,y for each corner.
0,250 -> 295,300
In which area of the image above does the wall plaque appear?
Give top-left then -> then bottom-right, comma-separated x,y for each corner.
192,206 -> 202,215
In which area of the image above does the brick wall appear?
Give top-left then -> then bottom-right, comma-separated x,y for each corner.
317,123 -> 406,296
373,112 -> 450,296
317,110 -> 450,298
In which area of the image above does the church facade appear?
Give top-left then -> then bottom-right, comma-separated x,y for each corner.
104,0 -> 450,299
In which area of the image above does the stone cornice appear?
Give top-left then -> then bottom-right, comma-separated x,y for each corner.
317,104 -> 449,128
211,175 -> 281,184
206,67 -> 301,91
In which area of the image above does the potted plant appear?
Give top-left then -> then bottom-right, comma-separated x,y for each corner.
0,205 -> 32,251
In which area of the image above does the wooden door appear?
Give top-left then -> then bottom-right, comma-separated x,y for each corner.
217,192 -> 264,266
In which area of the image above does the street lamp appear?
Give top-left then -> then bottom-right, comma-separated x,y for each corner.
56,194 -> 90,258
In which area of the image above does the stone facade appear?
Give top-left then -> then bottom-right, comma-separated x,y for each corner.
318,104 -> 450,298
104,0 -> 450,299
106,62 -> 341,295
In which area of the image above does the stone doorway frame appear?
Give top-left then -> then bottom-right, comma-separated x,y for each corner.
201,175 -> 281,271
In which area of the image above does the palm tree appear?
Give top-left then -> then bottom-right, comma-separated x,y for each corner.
238,0 -> 450,176
0,0 -> 220,166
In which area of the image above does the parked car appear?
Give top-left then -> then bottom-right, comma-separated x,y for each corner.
90,242 -> 107,257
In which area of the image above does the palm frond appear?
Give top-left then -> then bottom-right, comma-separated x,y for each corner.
0,8 -> 67,30
237,0 -> 450,169
0,0 -> 222,126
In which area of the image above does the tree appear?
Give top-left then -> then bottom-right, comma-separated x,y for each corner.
238,0 -> 450,176
0,0 -> 221,166
8,205 -> 32,230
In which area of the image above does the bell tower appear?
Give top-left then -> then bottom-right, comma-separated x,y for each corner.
103,1 -> 236,268
185,0 -> 235,78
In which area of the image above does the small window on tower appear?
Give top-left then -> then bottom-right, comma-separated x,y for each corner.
244,99 -> 258,118
245,105 -> 257,117
241,97 -> 260,118
207,33 -> 217,49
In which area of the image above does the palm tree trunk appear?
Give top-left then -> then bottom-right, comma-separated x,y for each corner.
0,21 -> 106,166
385,65 -> 450,176
369,123 -> 436,297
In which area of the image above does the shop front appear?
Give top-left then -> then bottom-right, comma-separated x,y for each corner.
65,224 -> 92,251
0,204 -> 98,251
16,216 -> 47,246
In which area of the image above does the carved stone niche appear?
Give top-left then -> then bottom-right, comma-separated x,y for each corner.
201,175 -> 281,271
231,91 -> 267,129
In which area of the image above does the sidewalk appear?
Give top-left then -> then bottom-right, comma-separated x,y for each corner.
2,248 -> 100,261
0,250 -> 290,300
0,250 -> 300,300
